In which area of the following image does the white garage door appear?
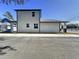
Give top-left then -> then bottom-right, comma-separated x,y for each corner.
40,23 -> 60,32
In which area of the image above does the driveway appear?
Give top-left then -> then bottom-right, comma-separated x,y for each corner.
0,37 -> 79,59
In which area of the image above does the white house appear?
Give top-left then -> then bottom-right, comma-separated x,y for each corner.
0,18 -> 17,32
15,9 -> 68,33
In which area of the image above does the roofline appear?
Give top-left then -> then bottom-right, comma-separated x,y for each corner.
15,9 -> 41,11
0,21 -> 17,22
40,21 -> 69,23
10,21 -> 17,22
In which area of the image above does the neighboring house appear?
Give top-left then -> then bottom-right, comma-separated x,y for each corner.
15,9 -> 68,33
0,18 -> 17,32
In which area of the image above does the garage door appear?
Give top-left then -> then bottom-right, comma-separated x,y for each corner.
40,23 -> 59,32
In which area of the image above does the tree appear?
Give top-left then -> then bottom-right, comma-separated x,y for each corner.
0,0 -> 26,5
3,11 -> 14,21
67,24 -> 78,29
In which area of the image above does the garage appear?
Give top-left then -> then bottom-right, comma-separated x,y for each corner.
40,21 -> 60,32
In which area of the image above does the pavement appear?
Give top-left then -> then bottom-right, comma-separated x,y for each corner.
0,37 -> 79,59
0,34 -> 79,59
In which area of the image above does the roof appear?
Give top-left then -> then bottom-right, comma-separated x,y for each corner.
0,20 -> 17,22
40,19 -> 69,23
2,18 -> 10,22
15,9 -> 41,11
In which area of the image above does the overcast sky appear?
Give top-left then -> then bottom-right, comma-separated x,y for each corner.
0,0 -> 79,21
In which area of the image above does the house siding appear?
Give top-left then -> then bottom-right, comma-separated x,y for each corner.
17,10 -> 40,32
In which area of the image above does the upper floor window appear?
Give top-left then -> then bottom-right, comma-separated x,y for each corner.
32,12 -> 35,17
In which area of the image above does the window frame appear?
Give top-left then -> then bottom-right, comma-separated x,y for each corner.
26,23 -> 29,28
34,24 -> 38,29
32,12 -> 35,17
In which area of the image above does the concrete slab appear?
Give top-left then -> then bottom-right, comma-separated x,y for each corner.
0,37 -> 79,59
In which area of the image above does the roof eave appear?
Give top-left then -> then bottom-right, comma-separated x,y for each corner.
15,9 -> 41,11
40,21 -> 69,23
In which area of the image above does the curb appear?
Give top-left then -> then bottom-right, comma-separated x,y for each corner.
0,34 -> 79,37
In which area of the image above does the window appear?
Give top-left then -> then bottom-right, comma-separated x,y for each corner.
26,24 -> 29,28
34,24 -> 38,29
32,12 -> 35,17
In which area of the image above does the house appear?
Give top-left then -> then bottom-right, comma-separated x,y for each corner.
15,9 -> 68,33
0,18 -> 17,32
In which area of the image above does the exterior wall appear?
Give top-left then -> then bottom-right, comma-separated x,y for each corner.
40,23 -> 60,32
17,10 -> 40,32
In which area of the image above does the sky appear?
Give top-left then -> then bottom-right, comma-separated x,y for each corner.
0,0 -> 79,21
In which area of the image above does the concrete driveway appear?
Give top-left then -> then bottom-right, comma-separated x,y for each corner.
0,37 -> 79,59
